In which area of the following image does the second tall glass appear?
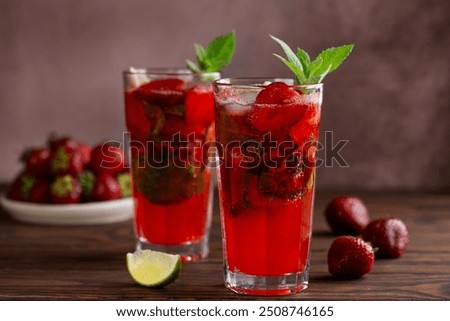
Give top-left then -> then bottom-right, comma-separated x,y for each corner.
123,68 -> 220,261
213,78 -> 322,295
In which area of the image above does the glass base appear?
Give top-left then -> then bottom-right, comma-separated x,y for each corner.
224,265 -> 309,296
137,236 -> 209,262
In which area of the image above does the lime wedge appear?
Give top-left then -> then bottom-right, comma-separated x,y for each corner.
126,250 -> 182,287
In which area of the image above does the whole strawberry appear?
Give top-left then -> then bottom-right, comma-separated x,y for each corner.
328,236 -> 374,279
22,147 -> 51,177
8,174 -> 50,203
48,135 -> 79,151
362,217 -> 409,258
50,175 -> 82,204
325,196 -> 370,235
91,173 -> 122,202
90,143 -> 125,175
49,135 -> 91,166
50,146 -> 85,177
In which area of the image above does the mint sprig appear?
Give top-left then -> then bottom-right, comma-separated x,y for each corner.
270,35 -> 354,84
187,31 -> 236,72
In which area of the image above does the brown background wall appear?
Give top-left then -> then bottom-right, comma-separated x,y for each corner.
0,0 -> 449,190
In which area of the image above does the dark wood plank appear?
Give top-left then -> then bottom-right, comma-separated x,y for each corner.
0,190 -> 449,300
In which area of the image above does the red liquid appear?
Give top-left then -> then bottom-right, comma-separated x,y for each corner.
133,169 -> 211,245
216,82 -> 321,276
124,74 -> 215,246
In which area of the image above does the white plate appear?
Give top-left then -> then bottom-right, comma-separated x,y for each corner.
0,194 -> 134,226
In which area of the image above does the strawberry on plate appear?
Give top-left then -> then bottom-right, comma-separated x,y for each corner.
362,217 -> 409,258
325,196 -> 370,235
90,143 -> 126,175
91,173 -> 122,202
50,145 -> 85,177
8,174 -> 50,203
328,236 -> 375,279
50,175 -> 82,204
22,147 -> 51,177
48,136 -> 91,166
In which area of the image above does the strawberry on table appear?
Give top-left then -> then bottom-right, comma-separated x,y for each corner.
90,143 -> 126,175
325,196 -> 370,235
50,175 -> 82,204
362,217 -> 409,258
328,236 -> 375,279
91,173 -> 122,202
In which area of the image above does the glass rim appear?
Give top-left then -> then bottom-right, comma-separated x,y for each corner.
213,77 -> 323,89
123,67 -> 220,77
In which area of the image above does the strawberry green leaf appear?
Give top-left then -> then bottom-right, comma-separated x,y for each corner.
80,170 -> 95,199
20,175 -> 35,200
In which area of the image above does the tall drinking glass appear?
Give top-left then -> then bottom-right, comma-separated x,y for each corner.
213,78 -> 322,295
123,68 -> 220,261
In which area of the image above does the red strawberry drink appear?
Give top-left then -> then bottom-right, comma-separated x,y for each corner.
213,79 -> 322,295
123,68 -> 220,261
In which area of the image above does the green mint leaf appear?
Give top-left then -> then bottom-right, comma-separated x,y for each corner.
307,57 -> 332,83
187,31 -> 236,72
186,59 -> 201,73
270,35 -> 304,73
273,54 -> 306,84
270,35 -> 354,84
296,48 -> 311,77
316,44 -> 354,73
194,43 -> 206,66
204,31 -> 236,71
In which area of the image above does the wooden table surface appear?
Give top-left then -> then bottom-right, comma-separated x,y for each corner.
0,190 -> 449,300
